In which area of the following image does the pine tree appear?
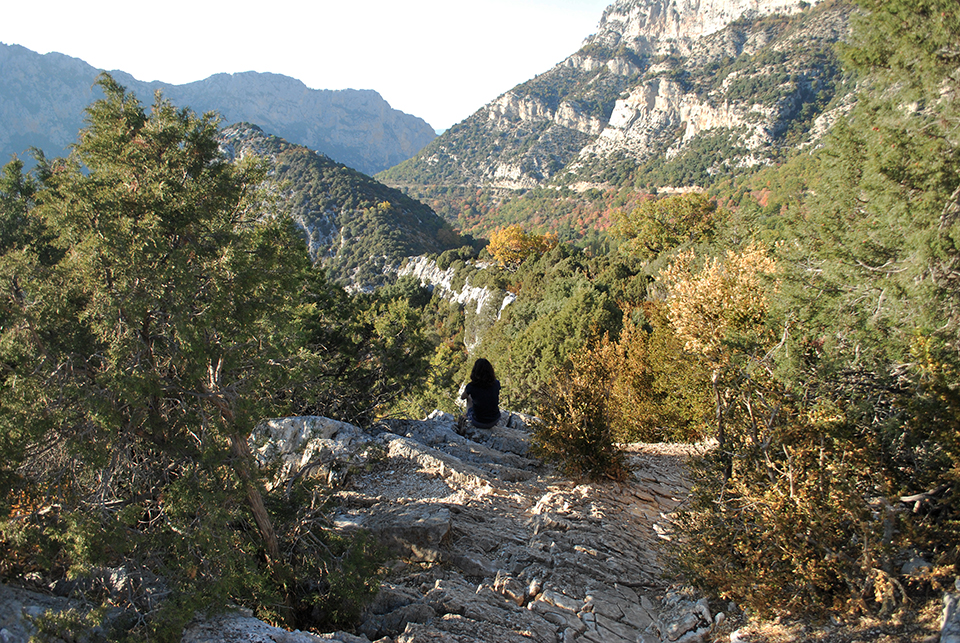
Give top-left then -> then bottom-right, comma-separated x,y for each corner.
0,74 -> 316,636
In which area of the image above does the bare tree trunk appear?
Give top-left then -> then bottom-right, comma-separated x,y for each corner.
228,433 -> 281,561
228,432 -> 294,625
712,370 -> 732,486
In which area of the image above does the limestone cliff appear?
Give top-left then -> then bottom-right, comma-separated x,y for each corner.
0,43 -> 435,175
397,256 -> 515,351
398,256 -> 515,319
379,0 -> 854,191
591,0 -> 817,52
574,0 -> 854,177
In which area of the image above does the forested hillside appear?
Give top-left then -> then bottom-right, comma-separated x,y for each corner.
218,123 -> 460,290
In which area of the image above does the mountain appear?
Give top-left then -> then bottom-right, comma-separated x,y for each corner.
0,43 -> 436,175
218,123 -> 460,290
378,0 -> 854,192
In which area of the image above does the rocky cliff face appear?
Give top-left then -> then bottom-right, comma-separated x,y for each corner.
574,0 -> 854,177
398,256 -> 515,319
398,256 -> 516,351
0,43 -> 435,175
379,0 -> 854,191
592,0 -> 816,52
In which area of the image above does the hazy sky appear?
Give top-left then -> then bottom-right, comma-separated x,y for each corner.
0,0 -> 612,131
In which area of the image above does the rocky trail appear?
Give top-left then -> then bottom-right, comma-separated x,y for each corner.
3,411 -> 952,642
238,411 -> 717,643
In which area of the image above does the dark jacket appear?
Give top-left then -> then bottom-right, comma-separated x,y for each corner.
464,380 -> 501,425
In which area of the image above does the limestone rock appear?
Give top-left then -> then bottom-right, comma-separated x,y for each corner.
944,578 -> 960,643
657,588 -> 713,642
360,602 -> 436,640
397,256 -> 515,322
181,613 -> 366,643
250,416 -> 373,490
366,503 -> 452,562
0,585 -> 72,643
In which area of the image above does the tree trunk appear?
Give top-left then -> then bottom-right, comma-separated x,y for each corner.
712,369 -> 732,486
229,433 -> 281,560
228,432 -> 294,624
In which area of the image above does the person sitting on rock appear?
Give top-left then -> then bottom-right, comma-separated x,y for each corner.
460,358 -> 501,430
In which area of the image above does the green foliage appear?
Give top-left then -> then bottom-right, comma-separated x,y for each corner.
435,245 -> 478,270
597,303 -> 714,443
632,131 -> 751,188
389,295 -> 471,419
613,192 -> 722,261
0,75 -> 388,639
532,349 -> 628,482
225,125 -> 458,289
294,269 -> 433,425
478,246 -> 626,412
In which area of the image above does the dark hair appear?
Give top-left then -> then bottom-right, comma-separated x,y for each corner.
470,358 -> 497,386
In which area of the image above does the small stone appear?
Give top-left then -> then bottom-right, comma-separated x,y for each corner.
901,557 -> 933,576
451,550 -> 499,578
581,610 -> 597,630
540,589 -> 581,613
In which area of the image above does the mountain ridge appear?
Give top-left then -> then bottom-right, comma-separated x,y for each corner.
378,0 -> 853,193
0,42 -> 435,175
218,123 -> 459,291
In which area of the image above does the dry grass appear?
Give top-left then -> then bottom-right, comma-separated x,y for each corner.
707,598 -> 943,642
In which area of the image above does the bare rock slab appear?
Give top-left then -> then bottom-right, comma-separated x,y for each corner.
366,503 -> 452,562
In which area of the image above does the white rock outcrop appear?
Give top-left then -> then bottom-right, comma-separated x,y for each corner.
398,256 -> 516,318
578,77 -> 774,166
592,0 -> 821,54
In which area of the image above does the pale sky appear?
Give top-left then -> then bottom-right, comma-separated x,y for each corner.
0,0 -> 612,131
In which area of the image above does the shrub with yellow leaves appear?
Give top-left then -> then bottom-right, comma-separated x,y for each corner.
486,224 -> 558,270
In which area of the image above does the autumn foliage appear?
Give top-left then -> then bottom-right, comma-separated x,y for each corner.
486,224 -> 558,270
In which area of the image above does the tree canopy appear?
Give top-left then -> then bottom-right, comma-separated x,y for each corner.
0,75 -> 389,639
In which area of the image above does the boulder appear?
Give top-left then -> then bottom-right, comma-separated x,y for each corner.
181,612 -> 368,643
365,503 -> 452,562
249,416 -> 372,489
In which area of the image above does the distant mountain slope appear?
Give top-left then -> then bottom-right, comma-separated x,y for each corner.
378,0 -> 854,191
0,43 -> 436,175
219,124 -> 459,290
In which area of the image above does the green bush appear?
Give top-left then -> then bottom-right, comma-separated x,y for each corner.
532,351 -> 627,482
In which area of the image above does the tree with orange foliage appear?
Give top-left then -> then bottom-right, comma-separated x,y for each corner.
661,242 -> 779,481
486,224 -> 558,270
